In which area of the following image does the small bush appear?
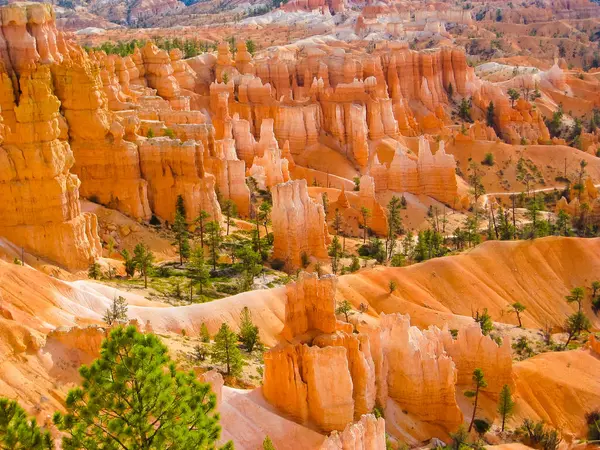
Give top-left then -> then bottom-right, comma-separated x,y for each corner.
149,214 -> 162,226
482,153 -> 494,166
270,259 -> 285,271
146,128 -> 155,138
473,419 -> 491,436
390,253 -> 405,267
586,410 -> 600,441
163,128 -> 176,139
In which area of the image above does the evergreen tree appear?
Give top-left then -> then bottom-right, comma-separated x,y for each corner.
0,398 -> 53,449
53,326 -> 230,449
328,235 -> 342,275
349,256 -> 360,273
497,384 -> 515,432
238,307 -> 261,352
173,209 -> 190,265
258,201 -> 272,245
465,368 -> 487,432
200,323 -> 211,343
474,308 -> 493,335
121,249 -> 136,277
222,199 -> 236,236
212,323 -> 244,377
565,286 -> 585,312
360,207 -> 371,243
556,210 -> 571,236
507,88 -> 520,107
103,296 -> 128,326
321,192 -> 329,217
510,302 -> 526,327
245,39 -> 256,56
188,246 -> 210,300
385,196 -> 403,260
195,210 -> 210,248
486,101 -> 496,128
205,221 -> 222,271
133,243 -> 155,289
525,195 -> 545,239
88,261 -> 102,280
459,98 -> 472,122
447,82 -> 454,99
263,435 -> 276,450
563,311 -> 591,349
176,194 -> 186,218
236,244 -> 262,290
335,300 -> 353,322
468,162 -> 486,221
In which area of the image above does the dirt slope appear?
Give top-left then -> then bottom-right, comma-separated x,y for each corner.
337,237 -> 600,330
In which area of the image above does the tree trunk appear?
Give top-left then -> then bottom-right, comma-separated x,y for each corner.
517,312 -> 522,328
468,386 -> 480,432
501,412 -> 506,432
490,202 -> 499,239
144,270 -> 148,289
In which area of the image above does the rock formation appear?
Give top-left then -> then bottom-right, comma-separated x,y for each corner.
264,272 -> 466,436
372,137 -> 458,205
320,414 -> 386,450
439,324 -> 513,395
375,314 -> 463,427
271,180 -> 330,270
0,66 -> 101,269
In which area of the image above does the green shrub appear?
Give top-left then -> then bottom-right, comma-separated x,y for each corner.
482,153 -> 494,166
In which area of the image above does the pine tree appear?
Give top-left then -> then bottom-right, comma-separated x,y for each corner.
236,244 -> 262,291
223,200 -> 237,236
103,296 -> 128,326
465,368 -> 487,432
0,398 -> 53,449
447,82 -> 454,99
565,286 -> 585,312
133,243 -> 155,288
258,201 -> 272,244
200,323 -> 210,343
486,101 -> 496,128
120,249 -> 136,278
245,39 -> 256,56
53,326 -> 231,449
238,307 -> 261,352
497,384 -> 515,432
206,221 -> 222,271
507,88 -> 520,107
563,311 -> 591,349
385,196 -> 403,260
510,302 -> 526,327
173,208 -> 190,266
263,436 -> 276,450
328,235 -> 342,275
335,300 -> 353,322
188,246 -> 210,300
88,261 -> 102,280
195,210 -> 210,248
360,207 -> 371,244
212,323 -> 244,377
474,308 -> 494,335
